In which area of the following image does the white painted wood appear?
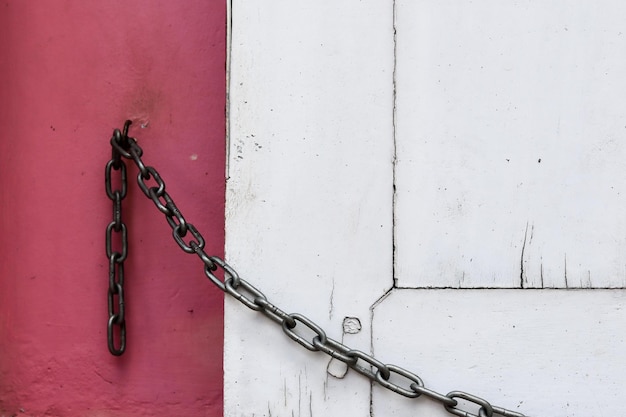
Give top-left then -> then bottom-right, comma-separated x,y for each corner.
372,289 -> 626,417
225,1 -> 394,416
395,0 -> 626,288
226,1 -> 626,416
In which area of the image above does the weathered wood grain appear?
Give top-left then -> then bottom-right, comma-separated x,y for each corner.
372,289 -> 626,417
395,0 -> 626,288
225,1 -> 394,415
226,1 -> 626,416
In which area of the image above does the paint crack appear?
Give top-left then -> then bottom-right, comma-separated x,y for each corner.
520,221 -> 529,288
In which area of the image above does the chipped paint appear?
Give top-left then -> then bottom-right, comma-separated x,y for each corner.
342,317 -> 362,334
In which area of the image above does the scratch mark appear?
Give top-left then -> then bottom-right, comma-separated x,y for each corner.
323,377 -> 328,401
329,278 -> 335,320
298,371 -> 302,417
540,259 -> 544,288
309,391 -> 313,417
94,370 -> 113,384
284,378 -> 288,406
520,221 -> 529,288
369,294 -> 379,417
268,403 -> 272,417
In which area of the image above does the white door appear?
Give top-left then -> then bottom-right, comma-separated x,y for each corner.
225,2 -> 626,416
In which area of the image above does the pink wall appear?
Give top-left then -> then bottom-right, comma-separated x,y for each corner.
0,1 -> 226,416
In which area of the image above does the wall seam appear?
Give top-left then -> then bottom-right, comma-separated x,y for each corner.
225,0 -> 233,181
391,0 -> 398,289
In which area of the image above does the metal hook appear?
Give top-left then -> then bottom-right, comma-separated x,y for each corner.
122,119 -> 132,138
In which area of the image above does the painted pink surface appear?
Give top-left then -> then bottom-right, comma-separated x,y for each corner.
0,1 -> 226,416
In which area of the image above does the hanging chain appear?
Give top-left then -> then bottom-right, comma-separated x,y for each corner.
105,121 -> 526,417
104,121 -> 132,356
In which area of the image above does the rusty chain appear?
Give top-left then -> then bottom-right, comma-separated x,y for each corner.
105,120 -> 526,417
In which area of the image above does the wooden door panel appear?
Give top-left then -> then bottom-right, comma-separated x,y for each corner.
372,289 -> 626,416
395,0 -> 626,289
226,1 -> 626,416
225,1 -> 394,416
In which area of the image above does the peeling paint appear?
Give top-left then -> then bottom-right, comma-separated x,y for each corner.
326,317 -> 363,379
326,359 -> 347,379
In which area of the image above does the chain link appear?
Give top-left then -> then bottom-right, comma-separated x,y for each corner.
106,121 -> 526,417
104,121 -> 133,356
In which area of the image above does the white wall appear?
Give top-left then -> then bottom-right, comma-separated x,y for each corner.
226,2 -> 626,416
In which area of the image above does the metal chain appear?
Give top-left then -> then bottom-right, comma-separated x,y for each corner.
107,121 -> 526,417
104,121 -> 132,356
